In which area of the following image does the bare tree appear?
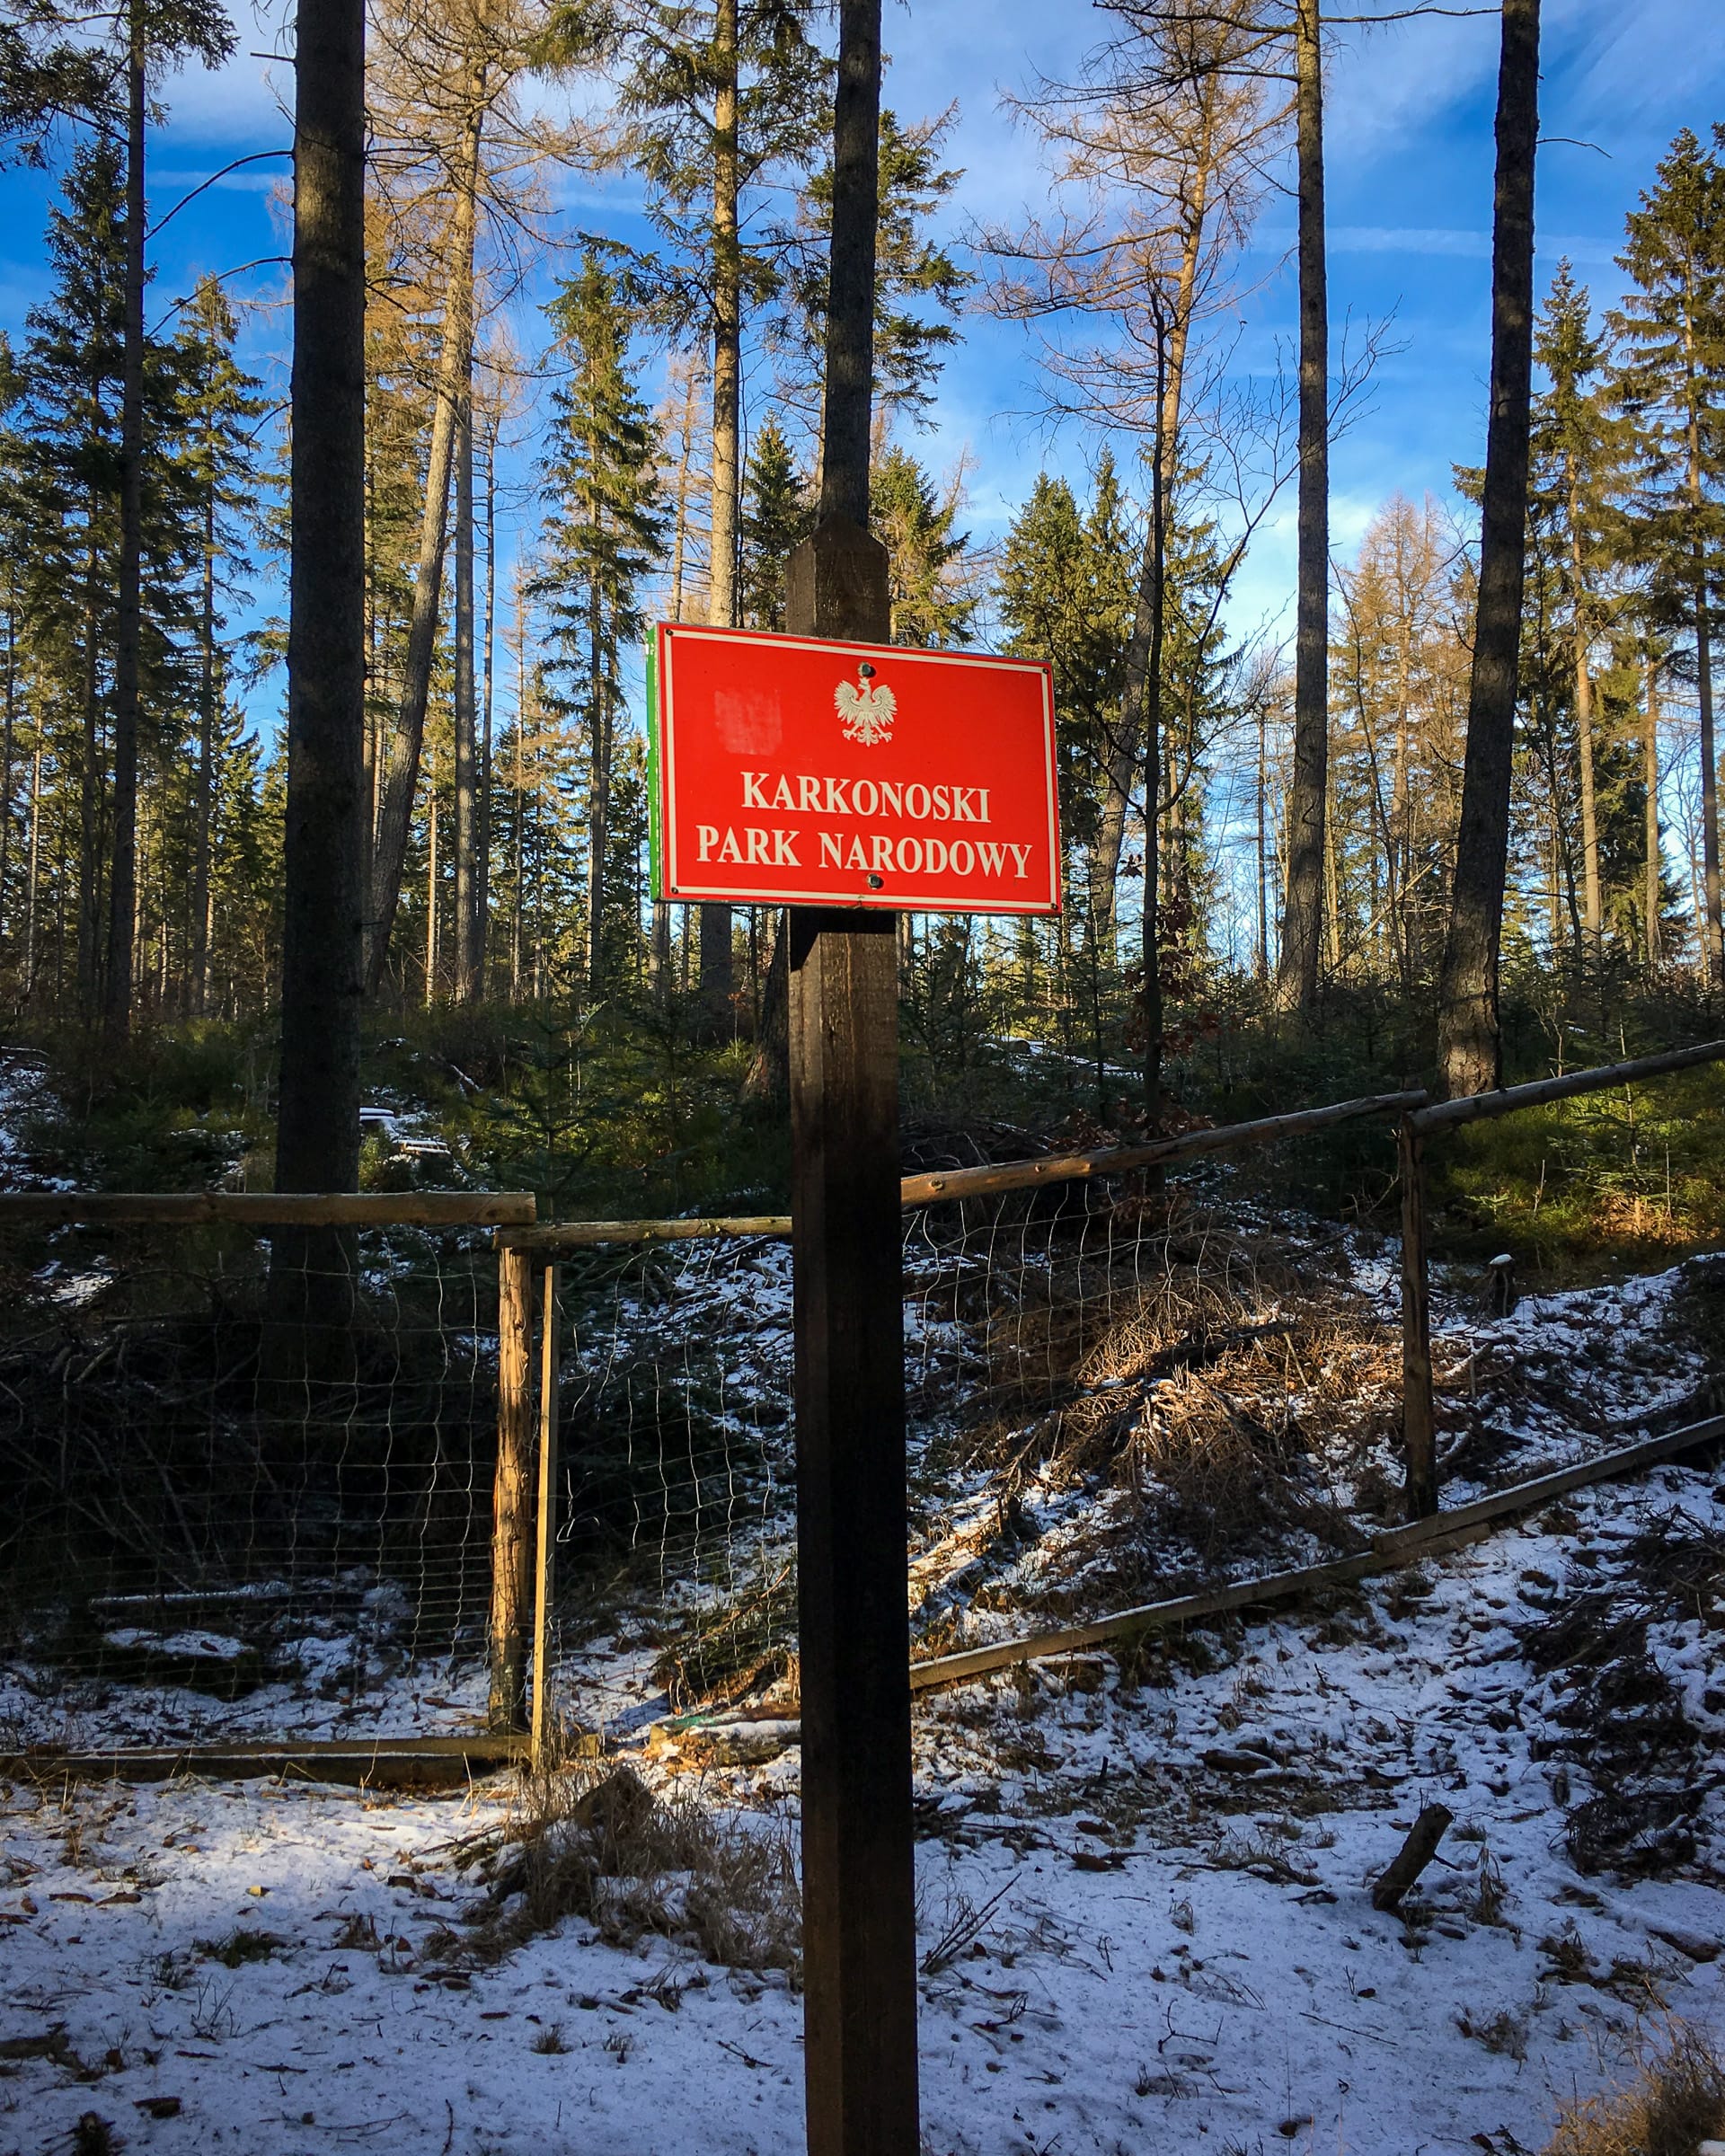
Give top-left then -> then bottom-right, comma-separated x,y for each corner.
984,2 -> 1273,968
365,0 -> 588,991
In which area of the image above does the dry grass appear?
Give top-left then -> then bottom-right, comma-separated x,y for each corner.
449,1764 -> 801,1977
1544,2024 -> 1725,2154
960,1227 -> 1401,1566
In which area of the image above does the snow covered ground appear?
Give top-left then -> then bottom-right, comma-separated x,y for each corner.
2,1236 -> 1722,2155
4,1435 -> 1723,2153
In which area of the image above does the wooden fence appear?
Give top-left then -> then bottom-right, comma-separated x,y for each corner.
0,1188 -> 538,1781
501,1047 -> 1725,1738
9,1039 -> 1723,1774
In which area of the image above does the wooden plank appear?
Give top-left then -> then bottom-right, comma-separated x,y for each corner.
907,1411 -> 1725,1694
531,1262 -> 561,1768
897,1088 -> 1428,1207
2,1733 -> 528,1789
498,1215 -> 791,1250
498,1089 -> 1429,1250
1411,1036 -> 1725,1134
787,517 -> 920,2151
488,1244 -> 535,1730
1376,1413 -> 1725,1548
1399,1115 -> 1438,1519
0,1191 -> 536,1227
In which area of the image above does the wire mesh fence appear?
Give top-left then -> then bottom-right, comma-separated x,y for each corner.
14,1061 -> 1705,1763
0,1206 -> 522,1750
535,1127 -> 1422,1736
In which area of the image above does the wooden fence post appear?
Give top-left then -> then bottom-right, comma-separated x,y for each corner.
531,1263 -> 561,1768
489,1242 -> 535,1729
787,513 -> 920,2156
1400,1114 -> 1438,1520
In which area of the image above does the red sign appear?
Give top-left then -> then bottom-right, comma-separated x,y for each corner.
649,623 -> 1061,916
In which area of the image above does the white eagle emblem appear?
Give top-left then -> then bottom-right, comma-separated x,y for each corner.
835,663 -> 897,747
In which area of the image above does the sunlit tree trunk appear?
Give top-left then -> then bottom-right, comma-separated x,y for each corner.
699,0 -> 739,1032
424,790 -> 438,1003
1092,136 -> 1212,959
1644,657 -> 1662,965
191,463 -> 217,1015
104,0 -> 146,1041
1567,464 -> 1603,945
453,391 -> 481,1000
367,86 -> 483,988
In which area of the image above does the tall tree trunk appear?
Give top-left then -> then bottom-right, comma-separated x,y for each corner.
510,574 -> 526,999
1276,0 -> 1330,1012
424,790 -> 438,1002
0,604 -> 13,961
699,0 -> 739,1033
586,522 -> 608,1001
367,90 -> 482,989
1255,689 -> 1269,980
192,469 -> 217,1015
105,3 -> 146,1041
1137,318 -> 1170,1131
1437,0 -> 1540,1099
1643,658 -> 1662,965
268,0 -> 367,1399
1092,111 -> 1214,955
453,388 -> 480,1001
24,743 -> 40,1000
657,365 -> 698,1002
276,0 -> 367,1191
77,543 -> 102,1019
1694,577 -> 1720,982
1568,469 -> 1602,945
1393,601 -> 1411,983
1574,650 -> 1601,944
477,407 -> 494,987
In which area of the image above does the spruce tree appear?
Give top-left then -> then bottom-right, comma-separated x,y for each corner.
172,275 -> 267,1014
787,105 -> 970,429
1610,126 -> 1725,980
738,416 -> 812,630
12,142 -> 128,1021
871,446 -> 972,648
536,249 -> 666,1000
1530,261 -> 1636,951
102,0 -> 234,1038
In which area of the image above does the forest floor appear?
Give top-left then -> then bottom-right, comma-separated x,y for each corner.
2,1240 -> 1724,2155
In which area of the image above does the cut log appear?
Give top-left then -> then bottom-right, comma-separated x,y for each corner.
1371,1802 -> 1453,1910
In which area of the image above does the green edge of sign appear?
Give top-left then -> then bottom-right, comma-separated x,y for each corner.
645,633 -> 662,905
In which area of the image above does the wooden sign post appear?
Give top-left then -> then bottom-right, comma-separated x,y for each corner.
642,8 -> 1054,2148
784,517 -> 920,2156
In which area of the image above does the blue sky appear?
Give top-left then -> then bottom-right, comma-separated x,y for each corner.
1,0 -> 1722,711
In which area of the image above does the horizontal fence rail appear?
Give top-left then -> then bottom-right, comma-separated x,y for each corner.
499,1090 -> 1431,1253
0,1191 -> 537,1227
1408,1038 -> 1725,1135
896,1089 -> 1429,1206
500,1215 -> 792,1250
905,1410 -> 1725,1693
